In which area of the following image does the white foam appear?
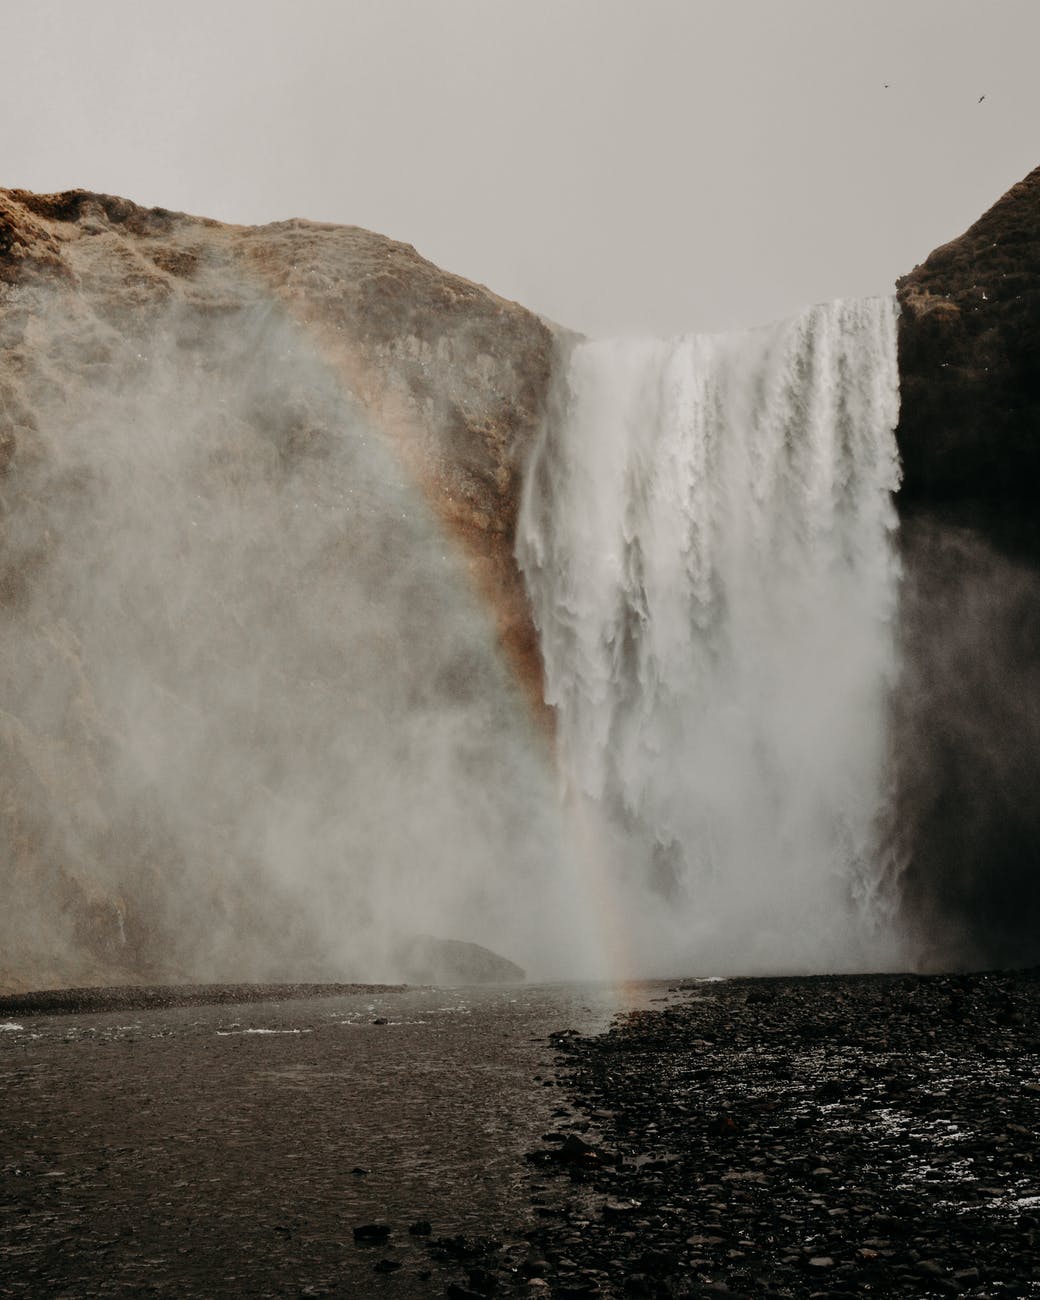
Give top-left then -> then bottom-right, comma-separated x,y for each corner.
215,1027 -> 312,1036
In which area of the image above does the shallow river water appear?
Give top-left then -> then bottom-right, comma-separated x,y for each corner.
0,980 -> 680,1297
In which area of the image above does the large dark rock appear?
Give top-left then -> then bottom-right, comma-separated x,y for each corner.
887,518 -> 1040,969
393,935 -> 525,985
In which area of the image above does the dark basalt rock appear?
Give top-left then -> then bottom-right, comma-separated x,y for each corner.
887,517 -> 1040,969
893,163 -> 1040,970
352,1222 -> 391,1245
393,934 -> 525,985
896,163 -> 1040,558
526,1132 -> 613,1171
522,971 -> 1040,1298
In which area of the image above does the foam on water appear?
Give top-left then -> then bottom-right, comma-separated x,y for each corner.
518,298 -> 904,976
215,1027 -> 312,1036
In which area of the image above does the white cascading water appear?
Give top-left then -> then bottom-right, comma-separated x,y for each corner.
518,298 -> 906,976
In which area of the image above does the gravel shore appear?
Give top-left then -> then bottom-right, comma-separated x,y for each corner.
0,982 -> 404,1017
3,972 -> 1038,1296
513,970 -> 1040,1298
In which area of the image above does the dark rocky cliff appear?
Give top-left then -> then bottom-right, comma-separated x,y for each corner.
894,164 -> 1040,969
896,163 -> 1040,555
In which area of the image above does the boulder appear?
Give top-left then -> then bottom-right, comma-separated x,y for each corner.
393,934 -> 524,985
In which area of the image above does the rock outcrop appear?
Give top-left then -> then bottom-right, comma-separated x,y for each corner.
896,164 -> 1040,555
393,935 -> 525,985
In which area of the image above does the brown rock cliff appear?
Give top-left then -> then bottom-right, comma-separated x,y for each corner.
0,189 -> 557,991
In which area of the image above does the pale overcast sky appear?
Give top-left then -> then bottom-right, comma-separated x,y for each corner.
2,0 -> 1038,335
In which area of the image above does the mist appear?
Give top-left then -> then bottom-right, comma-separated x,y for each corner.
889,517 -> 1040,970
0,268 -> 589,989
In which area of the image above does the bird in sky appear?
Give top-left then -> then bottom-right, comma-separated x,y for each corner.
978,94 -> 986,103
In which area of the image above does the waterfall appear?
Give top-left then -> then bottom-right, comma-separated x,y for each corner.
518,298 -> 905,976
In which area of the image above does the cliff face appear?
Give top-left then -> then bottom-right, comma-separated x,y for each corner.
0,189 -> 560,991
896,164 -> 1040,552
0,189 -> 554,711
894,165 -> 1040,969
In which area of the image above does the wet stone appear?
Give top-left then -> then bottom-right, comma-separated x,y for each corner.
352,1223 -> 390,1245
516,969 -> 1040,1298
601,1200 -> 641,1220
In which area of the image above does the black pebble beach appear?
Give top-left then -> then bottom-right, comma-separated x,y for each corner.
518,970 -> 1040,1298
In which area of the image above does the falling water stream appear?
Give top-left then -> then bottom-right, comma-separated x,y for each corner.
519,298 -> 905,976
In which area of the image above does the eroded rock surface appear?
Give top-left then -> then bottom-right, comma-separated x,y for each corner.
0,188 -> 554,703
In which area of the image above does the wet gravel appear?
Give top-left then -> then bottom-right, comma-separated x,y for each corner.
516,970 -> 1040,1298
2,972 -> 1039,1297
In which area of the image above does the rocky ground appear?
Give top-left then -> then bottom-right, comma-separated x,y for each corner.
501,970 -> 1040,1299
2,972 -> 1039,1296
0,981 -> 402,1016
